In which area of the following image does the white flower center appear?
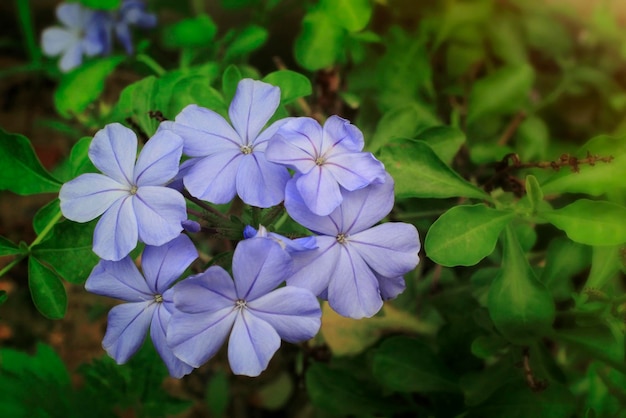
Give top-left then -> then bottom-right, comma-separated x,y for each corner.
240,145 -> 253,155
130,185 -> 138,195
235,299 -> 247,310
154,294 -> 163,303
315,156 -> 325,166
336,233 -> 347,244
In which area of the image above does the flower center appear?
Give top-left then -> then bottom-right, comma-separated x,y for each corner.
336,233 -> 347,244
130,185 -> 138,195
154,294 -> 163,303
235,299 -> 247,310
240,145 -> 253,155
315,156 -> 325,166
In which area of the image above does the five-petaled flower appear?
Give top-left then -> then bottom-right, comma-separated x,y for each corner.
284,173 -> 420,319
265,115 -> 386,216
59,123 -> 187,261
167,238 -> 321,377
85,234 -> 198,378
160,79 -> 291,208
109,0 -> 157,54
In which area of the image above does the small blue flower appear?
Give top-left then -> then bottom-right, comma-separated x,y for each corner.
167,238 -> 321,377
113,0 -> 157,54
160,79 -> 291,208
243,225 -> 317,254
265,115 -> 387,216
41,3 -> 110,72
284,173 -> 420,319
85,235 -> 198,378
59,123 -> 187,261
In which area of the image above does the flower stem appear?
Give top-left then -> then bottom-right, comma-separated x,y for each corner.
15,0 -> 41,64
183,190 -> 230,220
30,211 -> 64,248
0,256 -> 26,279
136,53 -> 166,76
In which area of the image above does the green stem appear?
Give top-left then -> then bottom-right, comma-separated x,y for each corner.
273,211 -> 290,230
136,53 -> 166,76
30,211 -> 63,248
0,256 -> 26,279
15,0 -> 41,64
0,62 -> 42,80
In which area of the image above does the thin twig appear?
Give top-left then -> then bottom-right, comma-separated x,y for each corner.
497,111 -> 526,146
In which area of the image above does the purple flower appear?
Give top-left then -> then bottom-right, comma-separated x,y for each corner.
59,123 -> 187,261
284,173 -> 420,319
85,235 -> 198,378
243,225 -> 317,254
160,79 -> 291,208
41,3 -> 109,72
113,0 -> 157,54
167,238 -> 321,377
265,115 -> 386,216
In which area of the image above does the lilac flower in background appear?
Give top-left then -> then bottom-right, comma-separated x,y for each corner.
265,115 -> 386,216
41,3 -> 109,72
85,235 -> 198,378
113,0 -> 157,54
160,79 -> 291,208
243,225 -> 317,254
284,173 -> 420,319
168,238 -> 321,377
59,123 -> 187,261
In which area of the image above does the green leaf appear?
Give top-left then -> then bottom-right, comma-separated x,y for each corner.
320,0 -> 373,32
0,236 -> 22,257
525,175 -> 543,213
379,139 -> 488,200
224,25 -> 268,61
222,65 -> 243,104
0,290 -> 6,306
79,0 -> 121,9
54,56 -> 125,118
262,70 -> 312,104
206,370 -> 230,418
28,257 -> 67,319
487,226 -> 556,344
162,15 -> 217,48
369,102 -> 440,152
425,204 -> 515,266
467,64 -> 534,123
541,237 -> 590,300
416,126 -> 466,165
541,135 -> 626,196
372,336 -> 459,393
0,129 -> 61,195
460,360 -> 518,406
585,245 -> 622,290
168,78 -> 227,117
294,9 -> 345,71
33,199 -> 61,236
31,220 -> 98,284
539,200 -> 626,246
108,75 -> 159,136
69,136 -> 96,177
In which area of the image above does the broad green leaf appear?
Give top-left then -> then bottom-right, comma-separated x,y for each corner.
262,70 -> 312,104
541,237 -> 590,301
0,129 -> 61,195
28,257 -> 67,319
541,135 -> 626,196
0,290 -> 6,305
539,200 -> 626,246
460,360 -> 518,406
224,25 -> 268,61
109,76 -> 159,136
379,138 -> 488,200
585,245 -> 622,289
372,336 -> 459,393
162,15 -> 217,48
79,0 -> 121,9
54,56 -> 125,118
253,372 -> 293,410
320,0 -> 372,32
168,78 -> 227,117
425,204 -> 514,266
69,136 -> 96,177
294,9 -> 345,71
31,220 -> 98,284
416,126 -> 466,165
515,116 -> 549,161
467,64 -> 534,123
222,65 -> 243,104
0,236 -> 23,256
33,199 -> 61,236
369,103 -> 440,152
488,15 -> 527,65
525,175 -> 543,213
206,370 -> 230,417
488,226 -> 555,344
435,0 -> 493,47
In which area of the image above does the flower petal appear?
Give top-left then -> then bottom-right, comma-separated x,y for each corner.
167,105 -> 241,157
321,115 -> 364,152
150,305 -> 194,378
58,41 -> 83,72
183,152 -> 241,203
336,173 -> 395,234
247,287 -> 321,343
265,117 -> 322,173
59,173 -> 128,222
232,238 -> 292,301
89,123 -> 137,186
141,234 -> 198,294
286,236 -> 339,296
327,245 -> 382,319
325,150 -> 386,191
377,274 -> 406,300
173,267 -> 237,314
296,168 -> 343,216
229,79 -> 280,145
86,257 -> 153,301
93,196 -> 138,261
250,117 -> 294,150
133,130 -> 183,186
41,27 -> 75,56
349,223 -> 420,278
133,186 -> 186,246
236,153 -> 289,208
56,3 -> 90,29
103,301 -> 156,364
284,178 -> 340,235
228,310 -> 280,377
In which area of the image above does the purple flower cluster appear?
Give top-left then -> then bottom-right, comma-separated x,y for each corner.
59,78 -> 420,377
41,1 -> 156,72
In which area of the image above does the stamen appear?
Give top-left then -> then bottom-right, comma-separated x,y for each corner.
315,156 -> 325,166
336,233 -> 347,244
154,294 -> 163,303
240,145 -> 253,155
130,185 -> 138,195
235,299 -> 247,309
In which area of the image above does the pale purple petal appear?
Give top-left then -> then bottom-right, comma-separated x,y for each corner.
93,196 -> 138,261
322,115 -> 364,152
150,306 -> 194,378
58,41 -> 83,72
133,130 -> 184,186
232,238 -> 292,301
377,274 -> 406,300
103,301 -> 156,364
166,157 -> 196,192
284,179 -> 340,235
41,27 -> 75,56
133,186 -> 186,245
348,223 -> 420,278
173,267 -> 237,314
228,310 -> 280,377
85,257 -> 153,301
89,123 -> 137,186
168,105 -> 241,156
325,151 -> 386,191
236,153 -> 289,208
286,237 -> 340,296
296,168 -> 343,216
183,152 -> 241,203
247,287 -> 321,343
251,117 -> 295,150
337,174 -> 395,234
229,79 -> 280,145
141,234 -> 198,294
265,117 -> 323,173
57,3 -> 90,29
327,245 -> 382,319
115,21 -> 133,54
59,173 -> 128,222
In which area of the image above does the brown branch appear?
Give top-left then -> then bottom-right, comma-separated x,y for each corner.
522,347 -> 548,392
497,111 -> 526,146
